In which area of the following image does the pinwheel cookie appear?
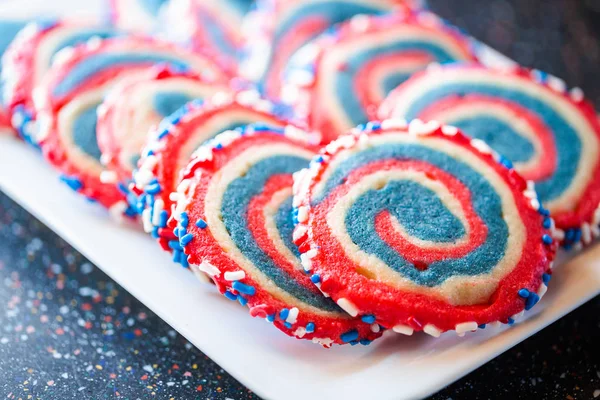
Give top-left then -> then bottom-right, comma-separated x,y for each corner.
379,64 -> 600,248
292,120 -> 556,337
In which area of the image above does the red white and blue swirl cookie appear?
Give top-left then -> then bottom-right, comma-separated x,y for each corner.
33,36 -> 226,215
96,64 -> 228,187
293,120 -> 556,337
0,19 -> 29,135
379,64 -> 600,249
240,0 -> 412,99
1,19 -> 121,144
109,0 -> 169,33
132,90 -> 302,257
162,0 -> 255,70
174,125 -> 381,346
282,10 -> 477,143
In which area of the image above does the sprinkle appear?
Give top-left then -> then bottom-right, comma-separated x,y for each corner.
542,234 -> 553,245
145,182 -> 161,195
60,175 -> 83,191
478,324 -> 487,329
305,322 -> 315,333
297,206 -> 309,223
284,322 -> 293,329
507,318 -> 515,325
286,307 -> 299,324
361,315 -> 376,324
196,261 -> 220,277
196,219 -> 207,229
370,324 -> 380,333
340,329 -> 359,343
224,271 -> 246,281
543,217 -> 552,229
392,324 -> 414,336
180,233 -> 194,246
336,298 -> 359,317
518,288 -> 530,298
359,339 -> 372,346
237,295 -> 248,306
224,291 -> 237,301
168,240 -> 183,251
525,293 -> 540,311
294,327 -> 307,338
455,322 -> 478,335
232,281 -> 256,296
542,273 -> 551,285
279,308 -> 289,321
310,274 -> 321,283
423,324 -> 442,338
266,314 -> 275,323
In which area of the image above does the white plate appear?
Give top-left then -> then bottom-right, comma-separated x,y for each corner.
1,2 -> 600,399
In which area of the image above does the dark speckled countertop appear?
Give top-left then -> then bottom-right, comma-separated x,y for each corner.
1,0 -> 600,399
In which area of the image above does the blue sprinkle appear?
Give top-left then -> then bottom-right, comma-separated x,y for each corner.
518,288 -> 530,298
542,273 -> 552,285
215,143 -> 223,150
232,281 -> 256,296
361,315 -> 376,324
224,291 -> 237,301
172,249 -> 182,264
284,322 -> 293,329
305,322 -> 315,333
159,210 -> 169,228
573,229 -> 582,243
525,293 -> 540,311
173,227 -> 180,238
542,234 -> 553,245
117,183 -> 129,195
542,217 -> 552,229
507,318 -> 515,325
538,207 -> 550,217
196,219 -> 207,229
169,240 -> 183,251
340,329 -> 359,343
151,227 -> 160,239
565,229 -> 575,241
349,340 -> 358,346
279,308 -> 290,321
366,121 -> 381,131
180,255 -> 189,268
478,324 -> 486,329
359,339 -> 372,346
266,314 -> 275,323
59,175 -> 83,191
180,233 -> 194,246
180,217 -> 189,229
310,274 -> 321,284
499,156 -> 513,169
145,183 -> 162,195
237,295 -> 248,306
315,156 -> 324,163
157,128 -> 170,139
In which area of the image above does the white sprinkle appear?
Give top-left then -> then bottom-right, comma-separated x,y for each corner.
177,179 -> 191,194
547,75 -> 567,93
152,199 -> 165,227
537,283 -> 548,298
336,298 -> 359,317
300,253 -> 312,272
423,324 -> 442,338
593,208 -> 600,226
134,169 -> 154,188
286,307 -> 299,324
142,209 -> 153,233
196,261 -> 221,277
441,125 -> 459,136
311,337 -> 334,347
370,323 -> 380,333
392,324 -> 414,336
99,170 -> 118,184
293,327 -> 306,338
141,155 -> 158,171
337,134 -> 357,149
224,271 -> 245,281
211,91 -> 234,107
455,321 -> 478,335
570,87 -> 584,102
193,146 -> 213,162
288,69 -> 315,87
553,228 -> 565,242
470,138 -> 492,154
408,119 -> 439,136
169,192 -> 181,202
530,198 -> 541,211
297,206 -> 309,223
143,365 -> 154,373
591,225 -> 600,238
293,225 -> 308,242
349,14 -> 371,32
52,46 -> 76,66
582,222 -> 592,244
